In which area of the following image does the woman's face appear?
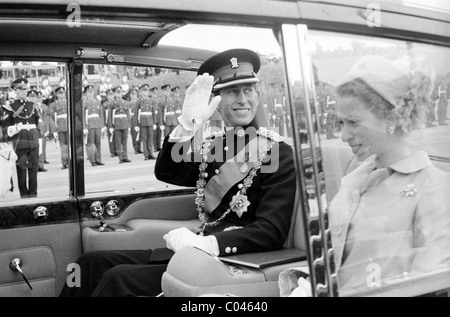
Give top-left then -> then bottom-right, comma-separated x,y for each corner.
336,96 -> 391,161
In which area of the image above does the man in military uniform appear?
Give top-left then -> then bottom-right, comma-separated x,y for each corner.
60,48 -> 296,297
108,86 -> 131,164
154,84 -> 170,151
83,85 -> 106,166
27,90 -> 50,172
49,87 -> 69,169
102,89 -> 117,157
163,86 -> 180,137
128,88 -> 142,155
1,78 -> 40,198
135,84 -> 156,160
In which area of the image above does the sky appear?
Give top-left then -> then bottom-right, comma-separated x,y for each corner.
160,24 -> 283,57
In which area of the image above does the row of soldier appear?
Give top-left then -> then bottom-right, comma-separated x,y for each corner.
84,83 -> 183,165
0,78 -> 186,198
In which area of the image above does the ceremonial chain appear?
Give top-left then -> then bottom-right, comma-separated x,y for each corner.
195,132 -> 275,235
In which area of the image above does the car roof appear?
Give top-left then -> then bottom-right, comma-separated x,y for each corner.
0,0 -> 448,65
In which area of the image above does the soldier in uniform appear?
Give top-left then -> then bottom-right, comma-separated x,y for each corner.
83,85 -> 106,166
27,90 -> 49,172
163,86 -> 180,137
128,88 -> 142,155
102,89 -> 117,157
154,84 -> 170,150
49,87 -> 70,169
135,84 -> 156,160
109,86 -> 131,164
60,48 -> 296,297
1,79 -> 40,198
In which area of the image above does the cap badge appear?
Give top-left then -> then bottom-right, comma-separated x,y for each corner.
230,57 -> 239,69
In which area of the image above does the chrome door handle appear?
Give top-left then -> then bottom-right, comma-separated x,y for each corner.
33,206 -> 49,220
10,258 -> 33,290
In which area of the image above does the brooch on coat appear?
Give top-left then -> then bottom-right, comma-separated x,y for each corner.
399,184 -> 418,197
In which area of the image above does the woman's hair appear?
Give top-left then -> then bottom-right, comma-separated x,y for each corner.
336,78 -> 424,135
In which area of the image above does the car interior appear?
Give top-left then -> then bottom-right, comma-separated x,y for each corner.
0,0 -> 449,298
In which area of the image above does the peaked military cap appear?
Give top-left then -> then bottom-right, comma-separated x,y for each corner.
55,86 -> 66,94
151,87 -> 158,92
171,86 -> 180,92
161,84 -> 171,90
11,78 -> 28,89
139,84 -> 150,90
83,84 -> 94,93
198,48 -> 260,91
27,89 -> 38,97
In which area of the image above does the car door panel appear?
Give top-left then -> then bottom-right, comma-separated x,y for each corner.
79,191 -> 200,252
0,220 -> 82,297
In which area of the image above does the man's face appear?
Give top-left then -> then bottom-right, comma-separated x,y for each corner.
15,87 -> 28,99
57,90 -> 66,101
86,90 -> 95,99
217,83 -> 260,127
140,90 -> 149,98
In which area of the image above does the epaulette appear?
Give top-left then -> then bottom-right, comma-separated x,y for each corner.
1,101 -> 13,112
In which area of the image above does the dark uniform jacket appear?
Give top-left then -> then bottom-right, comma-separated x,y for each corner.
83,99 -> 105,129
110,98 -> 131,130
164,96 -> 179,126
135,97 -> 155,127
155,96 -> 166,125
155,129 -> 296,256
36,102 -> 51,138
49,99 -> 68,132
1,99 -> 40,150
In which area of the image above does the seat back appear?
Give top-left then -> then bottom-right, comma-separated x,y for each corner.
161,142 -> 354,297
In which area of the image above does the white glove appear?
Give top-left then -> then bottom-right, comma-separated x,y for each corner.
160,125 -> 165,131
53,132 -> 59,139
83,129 -> 89,136
153,124 -> 157,130
134,126 -> 140,132
178,73 -> 221,131
163,227 -> 218,255
109,128 -> 114,134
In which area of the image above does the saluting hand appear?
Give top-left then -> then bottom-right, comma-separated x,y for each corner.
178,73 -> 221,131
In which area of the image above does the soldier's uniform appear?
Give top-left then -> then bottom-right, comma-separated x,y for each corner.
49,87 -> 69,169
164,86 -> 181,137
436,83 -> 448,126
154,84 -> 170,151
60,48 -> 296,297
83,85 -> 106,166
28,90 -> 50,171
128,88 -> 142,154
1,78 -> 40,198
109,87 -> 131,163
135,84 -> 156,160
102,90 -> 117,157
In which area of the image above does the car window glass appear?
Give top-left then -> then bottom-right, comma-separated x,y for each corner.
82,24 -> 290,195
309,30 -> 450,296
0,61 -> 69,204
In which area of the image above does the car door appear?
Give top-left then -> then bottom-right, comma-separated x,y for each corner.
0,60 -> 82,297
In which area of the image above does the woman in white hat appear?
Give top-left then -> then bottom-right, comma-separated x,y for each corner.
329,55 -> 450,294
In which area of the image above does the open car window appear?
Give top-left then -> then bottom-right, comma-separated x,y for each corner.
308,30 -> 450,297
